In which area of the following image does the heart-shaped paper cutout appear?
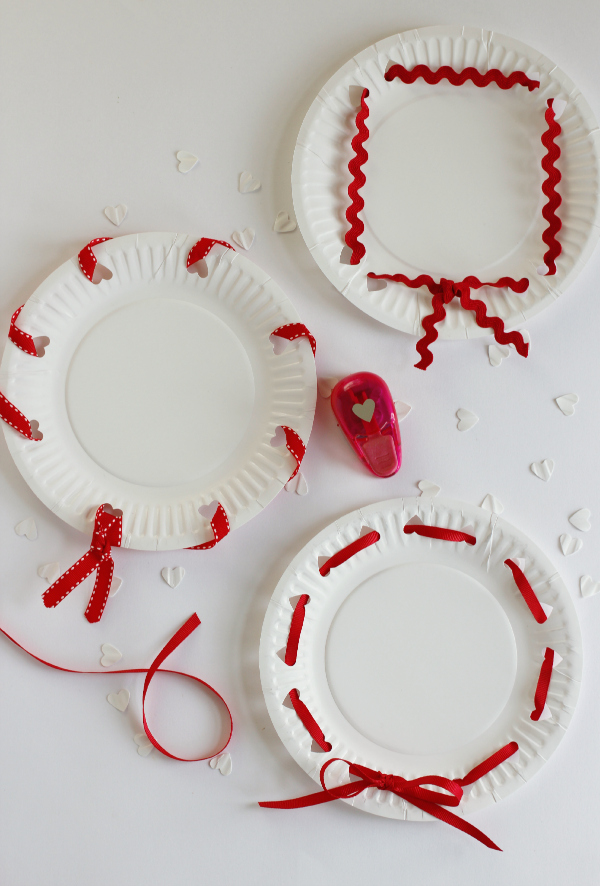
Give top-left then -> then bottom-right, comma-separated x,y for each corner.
352,399 -> 375,422
481,494 -> 504,514
418,480 -> 440,498
488,344 -> 510,367
394,400 -> 412,422
569,508 -> 591,532
100,643 -> 122,668
317,377 -> 339,399
456,408 -> 478,432
134,732 -> 153,757
107,689 -> 130,712
209,752 -> 232,776
231,227 -> 255,250
531,459 -> 554,481
273,211 -> 297,233
37,562 -> 60,584
559,533 -> 583,556
555,393 -> 579,416
367,276 -> 387,292
176,151 -> 199,174
239,170 -> 260,193
104,204 -> 128,226
161,566 -> 185,588
109,576 -> 123,597
15,518 -> 37,540
285,471 -> 308,496
580,575 -> 600,598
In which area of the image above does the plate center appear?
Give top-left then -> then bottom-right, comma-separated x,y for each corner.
325,562 -> 517,755
66,297 -> 255,487
363,87 -> 540,278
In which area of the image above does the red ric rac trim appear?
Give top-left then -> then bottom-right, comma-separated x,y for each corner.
319,530 -> 380,576
0,613 -> 233,762
9,306 -> 38,357
187,503 -> 230,550
530,648 -> 555,721
345,87 -> 370,264
288,689 -> 332,751
271,323 -> 316,358
186,238 -> 234,268
384,64 -> 540,92
504,559 -> 548,624
541,99 -> 562,275
404,524 -> 476,545
284,594 -> 310,666
78,237 -> 112,282
0,391 -> 38,440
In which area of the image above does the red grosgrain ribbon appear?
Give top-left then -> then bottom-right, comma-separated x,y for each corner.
186,238 -> 233,268
260,742 -> 520,850
271,323 -> 316,358
384,64 -> 540,91
0,613 -> 233,762
541,99 -> 562,275
404,523 -> 476,545
281,425 -> 306,481
284,594 -> 309,666
345,87 -> 370,265
78,237 -> 113,282
530,648 -> 555,721
0,391 -> 39,440
43,504 -> 122,623
9,305 -> 38,356
187,502 -> 230,551
366,275 -> 529,370
504,559 -> 548,624
319,530 -> 380,577
288,689 -> 332,751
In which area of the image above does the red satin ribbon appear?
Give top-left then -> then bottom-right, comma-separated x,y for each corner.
504,559 -> 548,624
0,613 -> 233,762
541,99 -> 562,275
288,689 -> 332,751
271,323 -> 317,358
187,238 -> 233,268
9,305 -> 38,356
345,87 -> 370,265
284,594 -> 309,666
43,504 -> 122,623
260,742 -> 519,850
187,502 -> 230,550
319,530 -> 380,576
403,523 -> 476,545
78,237 -> 113,282
531,647 -> 555,721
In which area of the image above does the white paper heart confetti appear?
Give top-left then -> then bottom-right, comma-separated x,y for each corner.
456,409 -> 478,432
569,508 -> 591,532
161,566 -> 185,588
176,151 -> 199,174
107,689 -> 130,712
481,494 -> 504,514
352,399 -> 375,422
580,575 -> 600,598
555,393 -> 579,416
488,344 -> 510,367
231,227 -> 255,250
530,459 -> 554,481
104,204 -> 128,226
285,471 -> 308,496
239,170 -> 260,193
418,480 -> 440,498
109,576 -> 123,597
273,211 -> 297,233
317,377 -> 339,399
209,752 -> 232,776
15,518 -> 37,540
134,733 -> 153,757
559,533 -> 583,556
100,643 -> 122,668
37,562 -> 60,584
394,400 -> 412,421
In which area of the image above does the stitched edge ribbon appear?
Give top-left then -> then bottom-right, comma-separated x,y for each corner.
0,613 -> 232,762
404,523 -> 476,545
187,502 -> 231,550
504,558 -> 548,624
319,530 -> 380,576
271,323 -> 316,357
9,305 -> 38,356
43,504 -> 122,623
541,99 -> 562,275
281,425 -> 306,481
260,742 -> 519,850
187,238 -> 234,268
78,237 -> 113,282
530,647 -> 555,721
0,391 -> 39,440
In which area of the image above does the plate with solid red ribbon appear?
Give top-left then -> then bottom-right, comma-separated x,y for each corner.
292,25 -> 600,369
0,232 -> 317,556
259,497 -> 581,849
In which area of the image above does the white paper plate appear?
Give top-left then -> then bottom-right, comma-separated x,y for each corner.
292,25 -> 600,339
0,233 -> 316,550
260,497 -> 582,819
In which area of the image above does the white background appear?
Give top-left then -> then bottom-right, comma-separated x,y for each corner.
1,1 -> 599,884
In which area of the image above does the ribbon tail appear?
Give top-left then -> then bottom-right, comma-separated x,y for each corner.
415,292 -> 447,370
42,551 -> 99,609
459,290 -> 529,357
84,557 -> 114,623
259,780 -> 367,810
408,797 -> 502,851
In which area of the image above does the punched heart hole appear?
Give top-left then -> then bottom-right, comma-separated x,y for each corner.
29,420 -> 43,441
269,334 -> 289,356
33,336 -> 50,358
198,500 -> 219,522
270,426 -> 286,448
187,258 -> 209,278
352,399 -> 375,422
367,276 -> 387,292
92,263 -> 113,284
339,245 -> 353,265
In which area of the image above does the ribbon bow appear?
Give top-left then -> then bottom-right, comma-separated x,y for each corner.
43,504 -> 122,623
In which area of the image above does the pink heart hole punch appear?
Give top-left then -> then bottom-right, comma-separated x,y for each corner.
331,372 -> 402,477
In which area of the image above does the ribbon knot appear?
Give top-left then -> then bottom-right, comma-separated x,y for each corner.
440,278 -> 458,304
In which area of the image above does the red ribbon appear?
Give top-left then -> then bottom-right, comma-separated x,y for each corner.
0,613 -> 232,762
271,323 -> 316,358
531,648 -> 555,721
385,63 -> 540,91
9,305 -> 38,356
43,504 -> 122,623
345,87 -> 370,265
288,689 -> 332,752
404,523 -> 476,545
78,237 -> 113,282
319,530 -> 380,576
187,238 -> 233,268
260,742 -> 519,850
281,425 -> 306,481
186,502 -> 230,550
541,99 -> 562,275
504,559 -> 548,624
284,594 -> 310,666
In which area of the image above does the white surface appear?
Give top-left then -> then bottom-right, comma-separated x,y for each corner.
1,2 -> 600,885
